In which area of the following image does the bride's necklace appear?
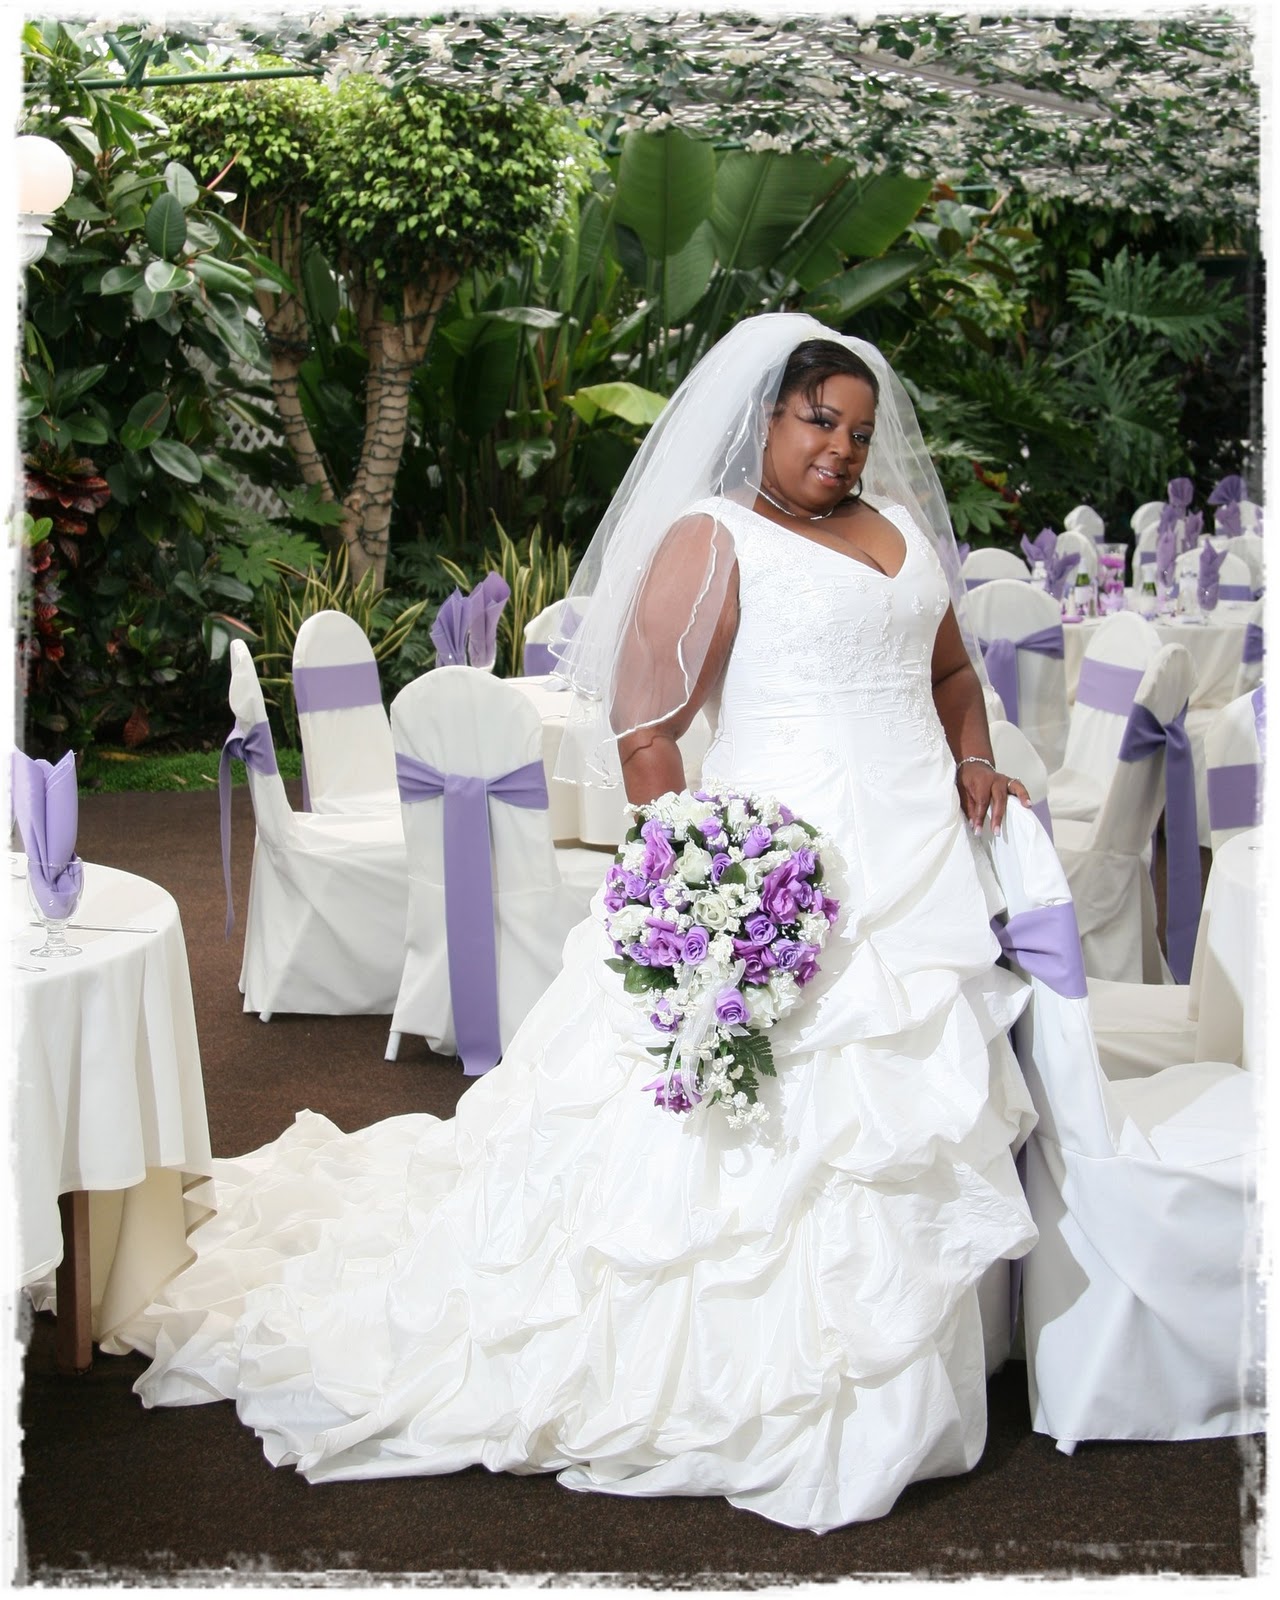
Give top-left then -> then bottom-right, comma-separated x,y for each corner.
758,483 -> 841,522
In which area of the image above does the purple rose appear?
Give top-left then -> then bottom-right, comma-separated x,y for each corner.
791,847 -> 816,878
627,940 -> 654,965
603,888 -> 627,913
778,804 -> 795,824
698,815 -> 725,842
812,891 -> 840,927
623,870 -> 650,900
710,851 -> 734,883
770,938 -> 804,971
642,1069 -> 702,1114
741,824 -> 773,858
640,818 -> 677,881
759,859 -> 802,923
643,918 -> 684,966
731,936 -> 777,984
649,996 -> 680,1034
648,885 -> 670,910
682,925 -> 710,964
714,986 -> 751,1027
794,944 -> 821,985
744,911 -> 777,944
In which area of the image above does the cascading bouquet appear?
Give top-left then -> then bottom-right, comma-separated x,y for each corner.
602,788 -> 840,1129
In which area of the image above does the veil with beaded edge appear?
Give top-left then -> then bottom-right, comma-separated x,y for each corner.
550,313 -> 986,788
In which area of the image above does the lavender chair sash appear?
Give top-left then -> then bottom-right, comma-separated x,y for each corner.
523,641 -> 557,676
1243,623 -> 1264,665
1253,684 -> 1266,757
991,903 -> 1087,998
1075,658 -> 1145,715
220,720 -> 279,937
1117,699 -> 1199,983
1207,764 -> 1260,833
1216,584 -> 1256,603
397,751 -> 550,1077
293,660 -> 383,714
1031,798 -> 1054,841
979,625 -> 1064,727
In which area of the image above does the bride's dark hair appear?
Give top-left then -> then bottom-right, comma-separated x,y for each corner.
775,338 -> 881,409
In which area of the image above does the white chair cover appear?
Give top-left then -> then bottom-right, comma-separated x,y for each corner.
227,641 -> 409,1020
960,546 -> 1031,589
989,720 -> 1051,840
293,610 -> 398,815
1216,531 -> 1265,592
1183,600 -> 1264,844
1200,688 -> 1264,854
1062,505 -> 1104,544
523,597 -> 589,677
967,579 -> 1069,774
1235,498 -> 1263,533
385,666 -> 604,1068
1130,501 -> 1164,539
1173,545 -> 1255,608
1053,641 -> 1197,983
1053,528 -> 1098,582
1048,611 -> 1161,823
988,802 -> 1262,1453
1131,517 -> 1164,582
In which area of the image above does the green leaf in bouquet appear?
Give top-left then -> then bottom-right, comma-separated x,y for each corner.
734,1029 -> 777,1080
604,958 -> 629,975
622,964 -> 657,996
718,863 -> 748,886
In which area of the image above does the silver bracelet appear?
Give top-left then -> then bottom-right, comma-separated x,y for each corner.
956,755 -> 996,774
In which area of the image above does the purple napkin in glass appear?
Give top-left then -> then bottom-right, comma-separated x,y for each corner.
1155,518 -> 1179,587
430,589 -> 471,667
1044,550 -> 1080,601
1020,528 -> 1057,568
1197,540 -> 1225,611
465,571 -> 512,671
1208,475 -> 1246,506
1180,509 -> 1204,556
1166,477 -> 1195,511
1214,501 -> 1243,538
11,749 -> 82,918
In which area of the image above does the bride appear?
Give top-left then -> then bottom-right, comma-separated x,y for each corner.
121,313 -> 1037,1534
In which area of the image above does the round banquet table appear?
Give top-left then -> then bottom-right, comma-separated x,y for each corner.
506,675 -> 712,848
11,856 -> 213,1369
1062,606 -> 1253,710
1188,826 -> 1263,1072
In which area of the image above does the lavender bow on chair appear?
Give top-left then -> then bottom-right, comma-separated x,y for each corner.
991,903 -> 1088,998
979,624 -> 1065,727
464,572 -> 511,671
1020,528 -> 1057,569
11,749 -> 81,919
219,720 -> 279,937
1252,683 -> 1266,757
1197,540 -> 1226,611
1117,698 -> 1199,983
430,590 -> 471,667
396,750 -> 549,1075
1044,550 -> 1080,601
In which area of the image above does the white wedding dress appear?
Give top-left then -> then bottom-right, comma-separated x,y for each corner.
122,498 -> 1037,1533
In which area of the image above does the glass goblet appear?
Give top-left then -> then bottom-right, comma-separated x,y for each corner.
27,858 -> 84,958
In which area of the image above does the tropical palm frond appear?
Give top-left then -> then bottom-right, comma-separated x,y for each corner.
1067,248 -> 1243,363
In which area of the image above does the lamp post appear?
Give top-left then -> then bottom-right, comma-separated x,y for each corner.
16,135 -> 76,267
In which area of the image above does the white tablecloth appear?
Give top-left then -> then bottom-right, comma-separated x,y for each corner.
11,858 -> 213,1350
507,676 -> 712,848
1188,826 -> 1263,1071
1063,610 -> 1251,710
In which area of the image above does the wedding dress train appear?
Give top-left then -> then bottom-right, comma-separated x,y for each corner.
121,500 -> 1037,1532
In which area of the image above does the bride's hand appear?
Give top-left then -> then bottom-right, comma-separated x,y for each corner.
956,760 -> 1031,832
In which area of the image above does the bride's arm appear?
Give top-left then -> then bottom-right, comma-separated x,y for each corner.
615,515 -> 739,806
931,605 -> 1027,830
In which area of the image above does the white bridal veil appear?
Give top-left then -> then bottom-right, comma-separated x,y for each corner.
552,312 -> 978,786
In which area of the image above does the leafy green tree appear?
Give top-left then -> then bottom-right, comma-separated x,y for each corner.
17,21 -> 323,755
154,67 -> 594,587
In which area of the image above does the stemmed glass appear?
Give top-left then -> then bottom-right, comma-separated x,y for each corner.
27,857 -> 84,958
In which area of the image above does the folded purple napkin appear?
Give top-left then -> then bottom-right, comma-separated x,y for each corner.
1197,540 -> 1226,611
1044,549 -> 1080,601
1214,501 -> 1243,538
1155,519 -> 1179,588
1180,509 -> 1204,556
1166,477 -> 1195,511
11,749 -> 82,918
1020,528 -> 1057,568
430,589 -> 471,667
465,571 -> 512,670
1208,475 -> 1247,506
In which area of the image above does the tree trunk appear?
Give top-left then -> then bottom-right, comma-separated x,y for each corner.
252,206 -> 342,557
340,268 -> 459,589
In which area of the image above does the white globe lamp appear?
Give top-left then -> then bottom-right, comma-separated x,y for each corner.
16,135 -> 77,267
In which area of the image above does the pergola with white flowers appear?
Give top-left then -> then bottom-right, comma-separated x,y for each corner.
149,3 -> 1262,225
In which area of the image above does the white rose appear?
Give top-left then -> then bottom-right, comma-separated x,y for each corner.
678,841 -> 713,885
709,933 -> 736,968
767,972 -> 800,1013
608,906 -> 647,942
693,892 -> 732,932
774,823 -> 810,851
747,985 -> 780,1027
